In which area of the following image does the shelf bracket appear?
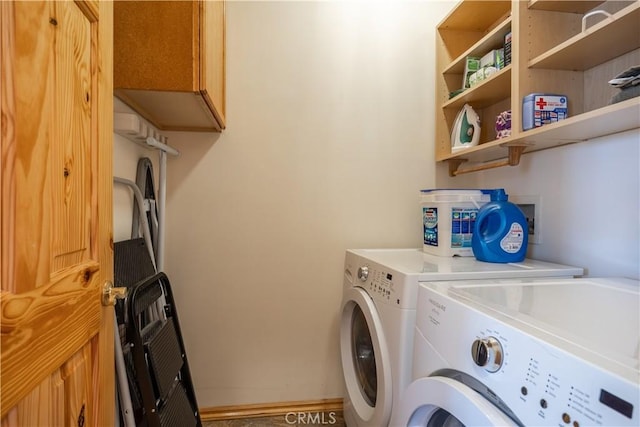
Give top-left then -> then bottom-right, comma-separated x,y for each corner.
448,143 -> 531,176
448,159 -> 468,177
504,142 -> 529,165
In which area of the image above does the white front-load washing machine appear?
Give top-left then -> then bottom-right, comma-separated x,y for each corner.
393,277 -> 639,427
340,249 -> 583,427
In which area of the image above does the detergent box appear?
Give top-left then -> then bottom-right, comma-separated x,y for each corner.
523,93 -> 568,130
420,189 -> 491,257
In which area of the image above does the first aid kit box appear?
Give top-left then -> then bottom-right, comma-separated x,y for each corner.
523,93 -> 568,130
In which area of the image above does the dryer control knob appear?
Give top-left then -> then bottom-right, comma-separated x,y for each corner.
471,336 -> 503,372
357,266 -> 369,282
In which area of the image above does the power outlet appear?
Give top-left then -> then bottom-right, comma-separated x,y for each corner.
510,195 -> 541,245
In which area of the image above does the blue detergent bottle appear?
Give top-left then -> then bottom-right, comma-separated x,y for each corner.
472,189 -> 528,263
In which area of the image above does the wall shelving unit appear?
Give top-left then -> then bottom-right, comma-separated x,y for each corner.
436,0 -> 640,176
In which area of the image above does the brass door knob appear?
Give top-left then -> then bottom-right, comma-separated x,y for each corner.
102,281 -> 127,306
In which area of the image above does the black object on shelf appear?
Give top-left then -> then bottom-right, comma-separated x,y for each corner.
609,65 -> 640,104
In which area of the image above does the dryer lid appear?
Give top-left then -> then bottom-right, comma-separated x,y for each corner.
434,277 -> 639,375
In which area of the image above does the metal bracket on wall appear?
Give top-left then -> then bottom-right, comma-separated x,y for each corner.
448,143 -> 531,176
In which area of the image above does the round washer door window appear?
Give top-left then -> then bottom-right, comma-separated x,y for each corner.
351,304 -> 377,406
340,286 -> 392,426
424,408 -> 464,427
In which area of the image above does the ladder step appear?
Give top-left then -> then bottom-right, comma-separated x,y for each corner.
159,382 -> 198,427
145,320 -> 184,401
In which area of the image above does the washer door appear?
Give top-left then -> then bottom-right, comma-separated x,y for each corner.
395,377 -> 517,427
340,286 -> 392,426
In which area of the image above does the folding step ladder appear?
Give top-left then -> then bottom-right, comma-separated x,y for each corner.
125,272 -> 201,426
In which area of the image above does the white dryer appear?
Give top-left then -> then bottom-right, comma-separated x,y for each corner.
393,277 -> 639,427
340,249 -> 583,427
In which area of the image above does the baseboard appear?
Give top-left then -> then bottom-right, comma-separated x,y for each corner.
200,398 -> 344,421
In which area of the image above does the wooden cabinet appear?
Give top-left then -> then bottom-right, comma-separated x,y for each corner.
436,0 -> 640,176
114,0 -> 225,132
1,1 -> 114,424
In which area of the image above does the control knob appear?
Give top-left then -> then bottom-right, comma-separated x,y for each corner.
357,266 -> 369,282
471,336 -> 503,372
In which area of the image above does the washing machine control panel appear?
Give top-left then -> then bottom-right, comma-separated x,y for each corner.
357,266 -> 369,282
358,264 -> 395,303
352,260 -> 416,309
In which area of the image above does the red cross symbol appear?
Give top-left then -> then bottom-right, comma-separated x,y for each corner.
536,97 -> 547,109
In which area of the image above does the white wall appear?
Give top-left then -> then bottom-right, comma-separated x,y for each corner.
164,1 -> 454,407
437,129 -> 640,279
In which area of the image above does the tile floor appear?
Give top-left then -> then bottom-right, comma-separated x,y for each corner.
202,411 -> 345,427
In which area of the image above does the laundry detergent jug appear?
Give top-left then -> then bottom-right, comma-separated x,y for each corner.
472,189 -> 528,263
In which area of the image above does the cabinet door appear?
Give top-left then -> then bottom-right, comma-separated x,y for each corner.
200,0 -> 226,127
113,0 -> 225,131
1,1 -> 114,425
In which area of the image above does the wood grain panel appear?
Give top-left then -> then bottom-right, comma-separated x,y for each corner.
435,30 -> 452,160
51,0 -> 93,274
113,0 -> 225,131
113,1 -> 196,92
11,1 -> 53,292
1,0 -> 114,423
584,48 -> 640,111
201,399 -> 344,421
92,1 -> 115,424
438,1 -> 510,32
529,2 -> 640,70
1,1 -> 17,294
437,29 -> 485,62
201,0 -> 226,126
1,262 -> 101,413
524,8 -> 581,59
0,369 -> 65,426
62,345 -> 92,427
528,0 -> 606,14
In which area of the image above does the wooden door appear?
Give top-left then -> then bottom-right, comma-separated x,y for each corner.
1,1 -> 114,425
